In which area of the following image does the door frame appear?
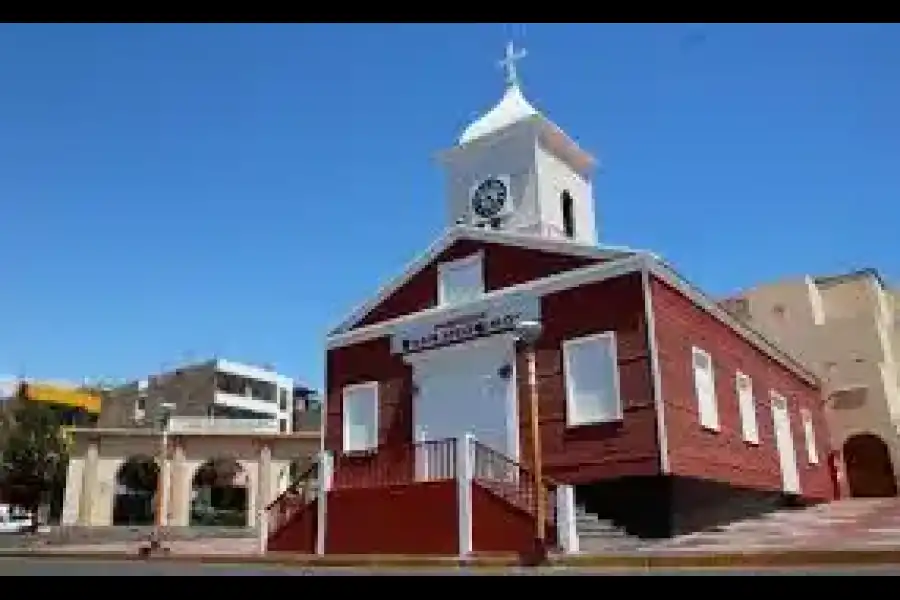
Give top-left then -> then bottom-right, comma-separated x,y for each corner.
404,333 -> 520,461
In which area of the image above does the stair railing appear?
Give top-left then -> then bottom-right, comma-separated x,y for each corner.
471,440 -> 557,530
265,460 -> 320,539
332,437 -> 457,489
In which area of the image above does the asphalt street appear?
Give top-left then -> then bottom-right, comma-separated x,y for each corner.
1,557 -> 900,575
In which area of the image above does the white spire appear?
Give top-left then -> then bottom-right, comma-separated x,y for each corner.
457,41 -> 539,146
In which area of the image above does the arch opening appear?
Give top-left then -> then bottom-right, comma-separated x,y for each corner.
113,455 -> 159,526
843,433 -> 898,498
190,457 -> 248,526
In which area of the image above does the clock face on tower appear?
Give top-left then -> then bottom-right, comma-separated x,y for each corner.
470,177 -> 509,220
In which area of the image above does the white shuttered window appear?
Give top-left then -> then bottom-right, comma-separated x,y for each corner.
801,408 -> 819,464
736,372 -> 760,444
563,332 -> 623,427
437,253 -> 484,306
342,382 -> 379,452
692,347 -> 719,431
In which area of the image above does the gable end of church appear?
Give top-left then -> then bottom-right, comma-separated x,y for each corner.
332,229 -> 635,335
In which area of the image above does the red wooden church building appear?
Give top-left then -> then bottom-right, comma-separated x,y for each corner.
265,44 -> 834,556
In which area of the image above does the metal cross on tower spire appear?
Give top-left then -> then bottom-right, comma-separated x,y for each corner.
498,41 -> 527,88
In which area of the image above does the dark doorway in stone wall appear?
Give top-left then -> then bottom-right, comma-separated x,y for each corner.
113,455 -> 159,525
843,434 -> 898,498
190,457 -> 248,527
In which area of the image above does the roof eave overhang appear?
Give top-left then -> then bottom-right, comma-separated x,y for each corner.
326,253 -> 820,388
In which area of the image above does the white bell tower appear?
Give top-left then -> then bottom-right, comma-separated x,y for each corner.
437,42 -> 599,246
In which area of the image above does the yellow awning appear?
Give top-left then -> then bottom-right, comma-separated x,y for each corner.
22,383 -> 102,414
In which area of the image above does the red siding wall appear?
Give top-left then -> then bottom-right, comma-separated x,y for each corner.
471,483 -> 557,553
325,481 -> 458,555
325,336 -> 411,454
268,501 -> 317,554
325,270 -> 660,482
650,276 -> 832,501
326,239 -> 603,455
519,272 -> 660,484
356,239 -> 599,329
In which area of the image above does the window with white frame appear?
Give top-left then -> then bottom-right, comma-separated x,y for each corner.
801,408 -> 819,464
342,382 -> 379,452
692,347 -> 719,431
134,395 -> 146,421
735,372 -> 759,444
135,379 -> 148,420
437,253 -> 484,306
563,332 -> 623,427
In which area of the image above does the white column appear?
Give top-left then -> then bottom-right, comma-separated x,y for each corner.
555,485 -> 579,554
457,434 -> 474,558
61,458 -> 84,526
78,439 -> 99,525
315,451 -> 334,556
158,430 -> 171,527
256,442 -> 272,554
256,443 -> 272,525
169,441 -> 188,527
257,508 -> 268,554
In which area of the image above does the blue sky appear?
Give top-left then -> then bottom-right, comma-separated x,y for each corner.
0,23 -> 897,390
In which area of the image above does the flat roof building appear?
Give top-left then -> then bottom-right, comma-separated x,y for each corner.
99,359 -> 296,433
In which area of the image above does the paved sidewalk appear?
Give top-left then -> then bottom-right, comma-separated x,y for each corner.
4,556 -> 900,576
8,544 -> 900,570
14,499 -> 900,568
37,537 -> 259,556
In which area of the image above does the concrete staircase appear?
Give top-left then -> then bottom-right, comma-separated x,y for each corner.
574,505 -> 644,552
657,498 -> 900,551
570,499 -> 900,554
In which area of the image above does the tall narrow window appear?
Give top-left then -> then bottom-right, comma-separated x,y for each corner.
561,190 -> 576,238
736,372 -> 759,444
692,347 -> 719,431
801,408 -> 819,464
135,395 -> 147,421
437,253 -> 484,306
562,331 -> 622,427
342,382 -> 379,452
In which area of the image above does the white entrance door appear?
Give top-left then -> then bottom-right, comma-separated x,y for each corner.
771,393 -> 801,494
410,335 -> 518,479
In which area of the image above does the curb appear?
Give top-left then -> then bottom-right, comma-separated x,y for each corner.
2,548 -> 900,569
556,549 -> 900,569
0,550 -> 522,569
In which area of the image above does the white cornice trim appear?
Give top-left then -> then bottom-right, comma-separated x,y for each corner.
326,254 -> 646,350
327,226 -> 648,336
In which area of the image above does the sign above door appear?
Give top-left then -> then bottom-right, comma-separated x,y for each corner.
391,293 -> 541,356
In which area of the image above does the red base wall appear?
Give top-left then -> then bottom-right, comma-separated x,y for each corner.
268,500 -> 318,553
326,481 -> 458,555
471,483 -> 556,554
